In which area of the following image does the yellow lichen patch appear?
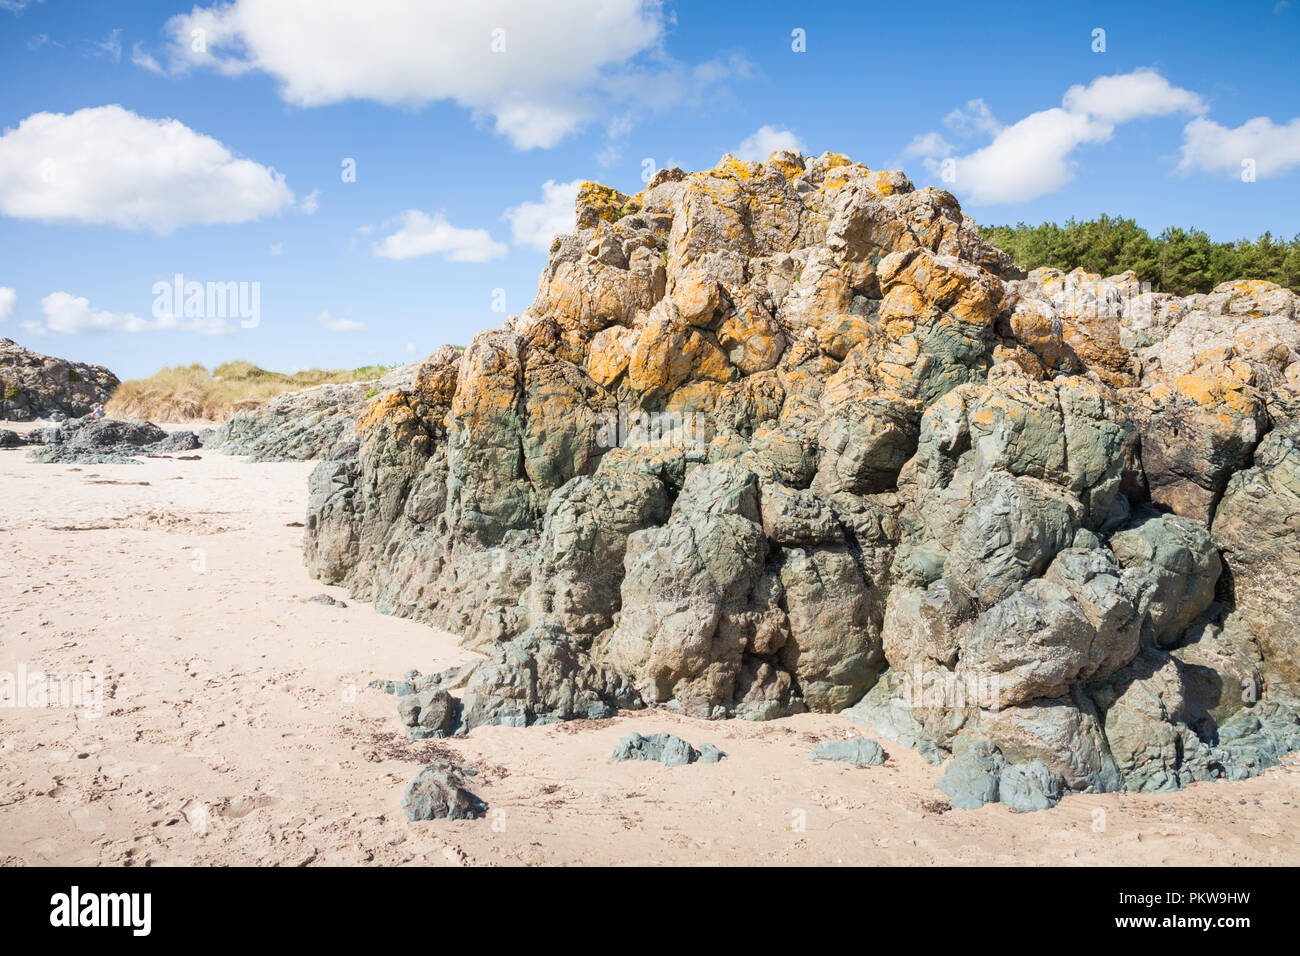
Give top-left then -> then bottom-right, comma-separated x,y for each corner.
819,345 -> 882,406
777,362 -> 829,400
625,315 -> 733,397
1009,305 -> 1075,371
878,286 -> 927,328
710,155 -> 761,182
358,390 -> 416,434
822,171 -> 853,193
865,169 -> 910,197
884,254 -> 974,313
718,303 -> 786,374
671,269 -> 724,326
575,182 -> 640,227
947,280 -> 1000,328
451,340 -> 524,419
768,151 -> 805,181
412,361 -> 460,409
1215,278 -> 1284,296
540,259 -> 645,337
1153,373 -> 1260,415
1226,360 -> 1256,385
817,314 -> 874,361
992,344 -> 1049,380
665,380 -> 722,415
1064,267 -> 1104,285
586,324 -> 638,388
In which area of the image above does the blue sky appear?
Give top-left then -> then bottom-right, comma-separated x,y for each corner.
1,0 -> 1298,379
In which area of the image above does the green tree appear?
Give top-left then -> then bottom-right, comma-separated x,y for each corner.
980,218 -> 1300,296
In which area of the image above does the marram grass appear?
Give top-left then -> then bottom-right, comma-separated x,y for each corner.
105,361 -> 393,423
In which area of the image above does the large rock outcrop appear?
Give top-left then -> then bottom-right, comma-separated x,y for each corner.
301,151 -> 1300,796
0,338 -> 119,421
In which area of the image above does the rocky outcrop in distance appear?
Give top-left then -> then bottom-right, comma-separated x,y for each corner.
208,365 -> 419,462
0,338 -> 119,421
22,417 -> 202,463
298,151 -> 1300,799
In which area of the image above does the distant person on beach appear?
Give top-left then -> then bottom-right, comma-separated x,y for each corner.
89,403 -> 105,419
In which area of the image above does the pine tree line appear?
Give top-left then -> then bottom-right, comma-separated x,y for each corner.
979,215 -> 1300,297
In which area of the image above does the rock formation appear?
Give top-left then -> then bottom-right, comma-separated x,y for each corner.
302,151 -> 1300,798
209,365 -> 419,462
808,736 -> 886,766
610,732 -> 725,765
400,762 -> 486,821
0,338 -> 119,421
25,417 -> 201,464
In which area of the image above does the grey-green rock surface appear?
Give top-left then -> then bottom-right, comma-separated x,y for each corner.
997,760 -> 1065,813
808,736 -> 886,766
210,364 -> 419,462
279,152 -> 1300,803
936,744 -> 1005,809
0,338 -> 119,421
400,763 -> 486,821
610,732 -> 724,766
25,417 -> 201,464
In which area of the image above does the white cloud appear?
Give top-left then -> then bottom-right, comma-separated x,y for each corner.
372,210 -> 507,262
907,69 -> 1206,205
316,311 -> 365,333
0,287 -> 15,322
503,179 -> 582,251
734,125 -> 806,162
1062,69 -> 1205,124
1178,116 -> 1300,179
269,242 -> 283,256
596,144 -> 622,168
0,105 -> 297,233
944,99 -> 1002,137
405,342 -> 417,355
929,108 -> 1114,205
86,28 -> 122,63
31,291 -> 234,336
904,130 -> 953,159
158,0 -> 694,149
1,0 -> 44,13
131,41 -> 165,75
299,188 -> 320,214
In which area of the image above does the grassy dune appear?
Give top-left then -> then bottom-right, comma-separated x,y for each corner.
105,360 -> 392,422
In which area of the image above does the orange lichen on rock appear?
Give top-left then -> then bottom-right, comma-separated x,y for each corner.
355,389 -> 433,451
575,182 -> 640,228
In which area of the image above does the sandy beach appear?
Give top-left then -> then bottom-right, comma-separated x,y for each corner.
2,432 -> 1297,867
